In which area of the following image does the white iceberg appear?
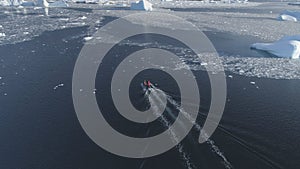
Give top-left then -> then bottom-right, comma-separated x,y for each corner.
251,35 -> 300,59
74,0 -> 85,3
37,0 -> 68,7
0,0 -> 22,6
83,36 -> 93,41
21,0 -> 36,6
279,14 -> 297,22
85,0 -> 98,4
278,10 -> 300,22
0,0 -> 10,6
0,0 -> 35,6
130,0 -> 153,11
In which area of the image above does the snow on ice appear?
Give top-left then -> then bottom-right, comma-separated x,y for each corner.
251,35 -> 300,59
37,0 -> 68,7
131,0 -> 153,11
278,10 -> 300,22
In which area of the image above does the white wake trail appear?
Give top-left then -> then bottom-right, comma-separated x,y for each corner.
151,86 -> 233,169
146,90 -> 195,169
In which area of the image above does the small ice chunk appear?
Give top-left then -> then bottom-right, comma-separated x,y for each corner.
84,36 -> 93,41
21,1 -> 35,7
79,16 -> 87,20
131,0 -> 153,11
201,62 -> 208,66
228,75 -> 233,78
279,14 -> 297,22
74,0 -> 85,3
239,69 -> 245,73
250,81 -> 256,85
33,7 -> 42,10
53,83 -> 64,90
37,0 -> 68,7
59,18 -> 69,21
0,33 -> 5,37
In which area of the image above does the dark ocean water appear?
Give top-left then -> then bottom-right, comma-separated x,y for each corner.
0,18 -> 300,169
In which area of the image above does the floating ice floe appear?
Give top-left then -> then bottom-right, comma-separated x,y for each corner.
131,0 -> 153,11
21,1 -> 35,6
83,36 -> 93,41
87,0 -> 100,4
278,10 -> 300,22
79,16 -> 87,20
0,33 -> 5,37
0,0 -> 37,6
0,0 -> 9,6
221,0 -> 248,3
288,2 -> 300,6
196,0 -> 248,4
0,0 -> 22,6
37,0 -> 68,7
53,83 -> 64,90
251,35 -> 300,59
74,0 -> 84,3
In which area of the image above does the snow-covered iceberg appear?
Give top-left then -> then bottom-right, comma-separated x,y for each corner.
0,0 -> 22,6
221,0 -> 248,3
0,32 -> 5,37
251,35 -> 300,59
0,0 -> 10,6
278,10 -> 300,22
130,0 -> 153,11
37,0 -> 68,7
0,0 -> 39,6
20,1 -> 36,6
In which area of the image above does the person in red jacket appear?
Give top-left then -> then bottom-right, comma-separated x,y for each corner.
143,80 -> 152,89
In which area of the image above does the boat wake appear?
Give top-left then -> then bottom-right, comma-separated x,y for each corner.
163,89 -> 232,169
144,86 -> 233,169
144,88 -> 195,169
